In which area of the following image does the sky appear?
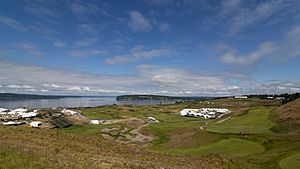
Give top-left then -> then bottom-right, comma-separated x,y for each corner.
0,0 -> 300,96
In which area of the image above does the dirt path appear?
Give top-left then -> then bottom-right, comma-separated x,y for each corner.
216,116 -> 231,124
102,118 -> 138,125
127,123 -> 153,143
99,118 -> 154,143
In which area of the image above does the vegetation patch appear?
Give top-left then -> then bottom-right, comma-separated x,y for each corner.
207,107 -> 275,133
279,152 -> 300,169
0,146 -> 45,169
156,138 -> 264,157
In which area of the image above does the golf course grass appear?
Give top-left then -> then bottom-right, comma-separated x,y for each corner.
157,138 -> 264,157
207,107 -> 275,133
279,151 -> 300,169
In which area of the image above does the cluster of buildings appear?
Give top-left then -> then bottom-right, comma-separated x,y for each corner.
179,108 -> 230,119
0,107 -> 81,128
0,108 -> 38,119
61,109 -> 79,116
0,107 -> 42,127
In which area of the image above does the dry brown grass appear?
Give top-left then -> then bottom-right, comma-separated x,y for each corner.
272,98 -> 300,133
165,127 -> 221,149
0,126 -> 225,169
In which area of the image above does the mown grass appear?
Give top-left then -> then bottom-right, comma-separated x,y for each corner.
154,138 -> 265,157
146,119 -> 207,145
279,151 -> 300,169
207,107 -> 276,133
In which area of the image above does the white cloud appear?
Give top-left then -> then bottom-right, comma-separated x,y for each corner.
220,42 -> 275,65
68,1 -> 108,20
68,86 -> 82,92
128,11 -> 152,32
77,24 -> 101,36
227,0 -> 288,34
67,49 -> 107,57
53,41 -> 66,48
0,16 -> 27,32
43,84 -> 61,88
7,85 -> 34,89
40,89 -> 49,92
105,45 -> 171,64
74,38 -> 97,47
201,0 -> 292,35
137,65 -> 227,93
220,24 -> 300,65
25,88 -> 38,92
15,42 -> 44,57
1,61 -> 299,96
23,0 -> 59,17
159,23 -> 170,32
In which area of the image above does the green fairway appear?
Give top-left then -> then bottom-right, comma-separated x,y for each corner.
279,152 -> 300,169
157,138 -> 264,157
207,107 -> 275,133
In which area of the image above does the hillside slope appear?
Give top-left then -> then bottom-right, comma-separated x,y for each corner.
272,98 -> 300,133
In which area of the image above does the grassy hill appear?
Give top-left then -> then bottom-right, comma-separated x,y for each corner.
1,98 -> 300,168
271,98 -> 300,133
207,107 -> 276,134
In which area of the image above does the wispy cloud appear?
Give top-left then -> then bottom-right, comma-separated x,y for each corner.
159,22 -> 170,32
105,45 -> 171,64
201,0 -> 294,35
0,16 -> 27,32
15,42 -> 44,57
7,85 -> 34,89
68,0 -> 108,20
220,42 -> 275,65
128,11 -> 152,32
53,41 -> 66,48
67,49 -> 107,57
74,38 -> 98,47
23,0 -> 59,17
0,17 -> 66,48
28,23 -> 66,48
77,24 -> 101,36
0,61 -> 299,96
220,24 -> 300,65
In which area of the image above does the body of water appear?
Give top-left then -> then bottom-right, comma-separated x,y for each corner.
0,97 -> 176,109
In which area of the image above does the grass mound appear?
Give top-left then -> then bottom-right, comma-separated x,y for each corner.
158,138 -> 264,157
207,107 -> 275,133
271,98 -> 300,134
279,152 -> 300,169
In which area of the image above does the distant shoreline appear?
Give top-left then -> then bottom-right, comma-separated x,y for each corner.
116,94 -> 213,101
0,93 -> 115,101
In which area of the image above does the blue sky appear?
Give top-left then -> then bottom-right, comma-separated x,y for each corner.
0,0 -> 300,96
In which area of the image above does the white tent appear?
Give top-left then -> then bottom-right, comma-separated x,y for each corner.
30,121 -> 42,127
19,112 -> 38,118
0,108 -> 8,112
90,120 -> 100,124
11,108 -> 27,114
62,109 -> 79,115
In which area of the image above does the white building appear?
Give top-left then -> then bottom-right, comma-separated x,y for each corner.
18,112 -> 38,118
179,108 -> 230,119
62,109 -> 79,116
3,121 -> 25,126
234,96 -> 248,99
0,108 -> 8,113
90,120 -> 100,124
148,117 -> 159,123
29,121 -> 42,127
11,108 -> 27,113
